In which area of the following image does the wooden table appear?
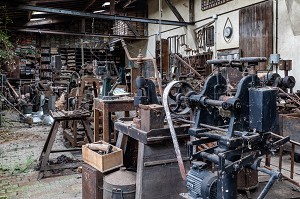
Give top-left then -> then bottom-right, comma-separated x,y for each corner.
94,97 -> 135,143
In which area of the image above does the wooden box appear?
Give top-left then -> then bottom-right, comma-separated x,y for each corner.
139,104 -> 166,131
82,141 -> 123,173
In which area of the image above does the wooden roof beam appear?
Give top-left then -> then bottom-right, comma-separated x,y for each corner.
164,0 -> 185,22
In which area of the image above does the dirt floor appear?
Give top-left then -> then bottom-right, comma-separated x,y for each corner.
0,111 -> 82,199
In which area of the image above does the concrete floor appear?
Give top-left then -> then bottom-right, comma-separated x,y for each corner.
1,110 -> 300,199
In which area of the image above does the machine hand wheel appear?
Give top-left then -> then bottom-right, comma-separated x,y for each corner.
164,81 -> 194,115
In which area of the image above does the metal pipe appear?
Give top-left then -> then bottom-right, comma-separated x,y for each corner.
276,0 -> 278,54
204,99 -> 224,106
257,168 -> 281,199
121,39 -> 163,96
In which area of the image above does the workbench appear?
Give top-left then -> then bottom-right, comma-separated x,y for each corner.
115,116 -> 190,199
39,110 -> 93,179
93,97 -> 135,143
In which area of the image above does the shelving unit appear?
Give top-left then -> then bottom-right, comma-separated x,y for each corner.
57,44 -> 124,73
59,48 -> 67,69
15,45 -> 38,80
67,48 -> 76,70
40,47 -> 52,81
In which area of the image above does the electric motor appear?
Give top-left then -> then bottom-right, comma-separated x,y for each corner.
186,162 -> 217,199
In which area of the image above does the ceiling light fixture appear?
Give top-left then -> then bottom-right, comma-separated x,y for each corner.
93,10 -> 106,13
32,11 -> 48,15
102,2 -> 110,7
30,18 -> 46,21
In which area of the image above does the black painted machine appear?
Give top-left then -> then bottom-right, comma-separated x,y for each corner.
164,57 -> 290,199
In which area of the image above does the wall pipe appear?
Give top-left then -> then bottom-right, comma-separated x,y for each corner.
121,39 -> 163,96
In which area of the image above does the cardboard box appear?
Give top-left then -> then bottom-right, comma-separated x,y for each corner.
82,141 -> 123,173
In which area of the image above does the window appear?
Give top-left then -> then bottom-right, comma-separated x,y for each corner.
201,0 -> 233,11
205,26 -> 214,47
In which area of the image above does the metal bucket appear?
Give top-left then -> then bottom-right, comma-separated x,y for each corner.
103,168 -> 136,199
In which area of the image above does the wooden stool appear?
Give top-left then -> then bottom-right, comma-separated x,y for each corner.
38,110 -> 93,179
93,97 -> 135,143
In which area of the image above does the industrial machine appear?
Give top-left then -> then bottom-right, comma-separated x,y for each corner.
164,57 -> 290,199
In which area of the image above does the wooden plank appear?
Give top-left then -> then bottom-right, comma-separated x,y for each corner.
44,162 -> 82,171
39,121 -> 60,172
50,148 -> 82,153
82,120 -> 94,143
94,108 -> 100,142
116,133 -> 128,153
135,142 -> 144,199
239,1 -> 273,70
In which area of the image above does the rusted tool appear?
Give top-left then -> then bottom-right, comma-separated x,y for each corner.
86,143 -> 113,154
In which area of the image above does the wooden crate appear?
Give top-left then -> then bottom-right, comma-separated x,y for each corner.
82,141 -> 123,173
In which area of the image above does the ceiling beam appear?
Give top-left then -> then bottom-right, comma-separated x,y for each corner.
18,5 -> 193,26
13,28 -> 148,39
123,0 -> 136,8
164,0 -> 185,22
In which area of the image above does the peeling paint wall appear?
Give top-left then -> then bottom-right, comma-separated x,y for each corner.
145,0 -> 300,90
277,0 -> 300,90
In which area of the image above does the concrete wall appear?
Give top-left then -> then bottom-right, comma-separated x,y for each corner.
276,0 -> 300,90
147,0 -> 265,56
144,0 -> 300,90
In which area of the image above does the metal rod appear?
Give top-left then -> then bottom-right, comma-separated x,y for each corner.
264,165 -> 300,187
174,54 -> 204,80
198,123 -> 227,132
271,132 -> 300,146
278,87 -> 300,106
